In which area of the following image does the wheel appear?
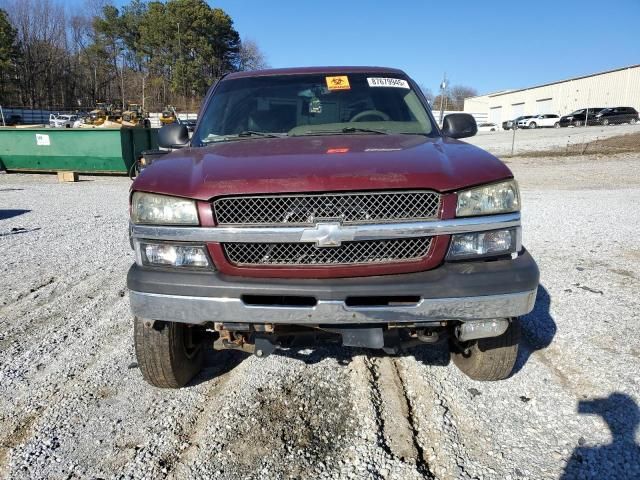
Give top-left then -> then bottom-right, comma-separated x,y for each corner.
631,118 -> 637,125
450,317 -> 520,381
134,317 -> 205,388
529,122 -> 537,129
554,122 -> 560,128
602,118 -> 609,126
573,120 -> 582,127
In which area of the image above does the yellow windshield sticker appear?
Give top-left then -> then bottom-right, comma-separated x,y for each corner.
326,76 -> 350,90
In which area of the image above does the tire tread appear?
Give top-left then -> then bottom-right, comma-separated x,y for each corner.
134,318 -> 203,388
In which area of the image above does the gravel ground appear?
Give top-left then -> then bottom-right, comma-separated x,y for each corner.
1,127 -> 639,479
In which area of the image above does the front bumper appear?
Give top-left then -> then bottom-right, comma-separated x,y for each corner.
127,249 -> 539,325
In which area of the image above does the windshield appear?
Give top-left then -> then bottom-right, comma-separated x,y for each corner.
193,73 -> 435,145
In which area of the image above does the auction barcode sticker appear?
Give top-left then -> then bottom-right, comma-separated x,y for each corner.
367,77 -> 410,89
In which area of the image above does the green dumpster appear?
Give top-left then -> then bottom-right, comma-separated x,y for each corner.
0,127 -> 159,174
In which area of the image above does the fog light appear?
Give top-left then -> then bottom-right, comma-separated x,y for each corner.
456,319 -> 510,342
138,242 -> 211,268
447,228 -> 517,260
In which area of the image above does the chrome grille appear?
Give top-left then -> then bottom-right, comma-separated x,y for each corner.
213,191 -> 441,226
223,237 -> 432,266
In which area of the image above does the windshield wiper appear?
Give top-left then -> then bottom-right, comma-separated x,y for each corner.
200,131 -> 286,144
341,127 -> 389,135
295,127 -> 390,136
237,130 -> 286,138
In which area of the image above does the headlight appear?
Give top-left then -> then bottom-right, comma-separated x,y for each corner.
456,180 -> 520,217
138,242 -> 211,269
131,192 -> 198,225
447,228 -> 518,260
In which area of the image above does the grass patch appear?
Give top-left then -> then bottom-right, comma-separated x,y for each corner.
504,131 -> 640,158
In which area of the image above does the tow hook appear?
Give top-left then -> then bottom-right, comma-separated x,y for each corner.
254,335 -> 279,359
212,329 -> 280,358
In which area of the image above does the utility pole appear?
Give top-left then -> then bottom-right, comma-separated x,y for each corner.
177,22 -> 184,102
439,73 -> 448,126
93,66 -> 97,103
584,89 -> 591,127
121,53 -> 126,111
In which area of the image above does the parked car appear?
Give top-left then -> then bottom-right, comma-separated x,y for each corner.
181,118 -> 197,133
558,108 -> 604,127
477,122 -> 499,132
49,114 -> 81,128
127,66 -> 539,388
502,115 -> 534,130
590,107 -> 639,126
517,114 -> 560,129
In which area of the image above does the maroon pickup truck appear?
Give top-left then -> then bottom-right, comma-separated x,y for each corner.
128,67 -> 539,388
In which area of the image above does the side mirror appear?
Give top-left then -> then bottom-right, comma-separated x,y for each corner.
441,113 -> 478,139
158,123 -> 189,148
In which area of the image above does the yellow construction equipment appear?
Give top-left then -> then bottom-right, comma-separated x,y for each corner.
86,102 -> 109,126
159,106 -> 178,125
121,103 -> 151,128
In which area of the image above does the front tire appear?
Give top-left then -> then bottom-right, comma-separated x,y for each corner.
602,118 -> 609,126
134,317 -> 205,388
554,122 -> 560,128
529,122 -> 537,129
451,317 -> 521,381
574,120 -> 582,127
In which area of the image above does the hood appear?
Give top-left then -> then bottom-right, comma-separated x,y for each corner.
133,134 -> 512,200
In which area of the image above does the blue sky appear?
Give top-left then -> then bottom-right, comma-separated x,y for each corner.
103,0 -> 639,95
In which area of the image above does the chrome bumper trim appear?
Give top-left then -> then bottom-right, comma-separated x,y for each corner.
128,288 -> 537,325
129,212 -> 521,244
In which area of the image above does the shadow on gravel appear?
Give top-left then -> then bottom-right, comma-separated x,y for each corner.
189,349 -> 250,387
0,208 -> 30,220
272,338 -> 450,368
562,393 -> 640,480
186,339 -> 449,387
513,285 -> 556,375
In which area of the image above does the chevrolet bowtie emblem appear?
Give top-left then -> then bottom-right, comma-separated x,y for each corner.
300,222 -> 356,247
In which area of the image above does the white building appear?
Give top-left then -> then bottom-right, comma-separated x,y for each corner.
464,64 -> 640,126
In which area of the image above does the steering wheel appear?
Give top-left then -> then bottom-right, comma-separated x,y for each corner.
349,110 -> 390,122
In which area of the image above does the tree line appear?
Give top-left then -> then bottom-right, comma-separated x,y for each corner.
0,0 -> 268,111
420,84 -> 478,112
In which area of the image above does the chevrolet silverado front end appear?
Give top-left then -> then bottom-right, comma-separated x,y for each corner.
127,67 -> 539,388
